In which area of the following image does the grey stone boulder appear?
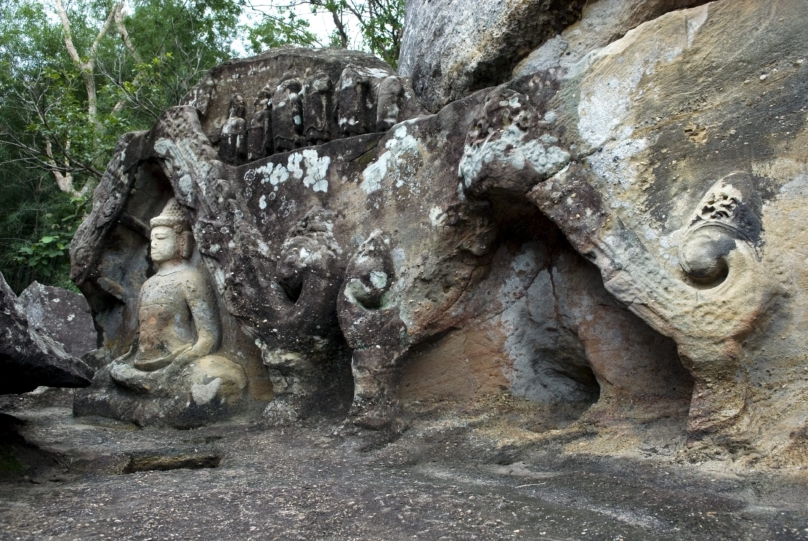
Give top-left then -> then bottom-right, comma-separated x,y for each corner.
19,282 -> 97,359
398,0 -> 586,112
512,0 -> 711,78
0,274 -> 93,394
399,0 -> 713,113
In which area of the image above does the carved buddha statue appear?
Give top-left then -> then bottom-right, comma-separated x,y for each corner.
272,77 -> 304,153
109,198 -> 246,405
219,95 -> 248,165
247,88 -> 273,161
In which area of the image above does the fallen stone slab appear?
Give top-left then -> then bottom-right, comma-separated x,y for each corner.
0,273 -> 93,394
19,281 -> 97,359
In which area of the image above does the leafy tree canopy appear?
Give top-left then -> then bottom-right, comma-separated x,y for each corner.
0,0 -> 403,293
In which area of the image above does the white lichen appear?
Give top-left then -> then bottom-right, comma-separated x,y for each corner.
300,149 -> 330,193
369,271 -> 388,289
459,124 -> 570,187
360,125 -> 420,194
429,206 -> 446,227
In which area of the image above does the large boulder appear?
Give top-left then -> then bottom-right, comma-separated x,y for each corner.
0,274 -> 93,394
19,282 -> 97,359
399,0 -> 712,112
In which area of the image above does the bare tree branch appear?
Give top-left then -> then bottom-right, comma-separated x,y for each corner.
54,0 -> 121,123
114,3 -> 143,64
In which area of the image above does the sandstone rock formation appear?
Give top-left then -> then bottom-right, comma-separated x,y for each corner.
399,0 -> 712,112
69,0 -> 808,466
19,281 -> 97,359
460,0 -> 808,461
512,0 -> 712,77
69,46 -> 690,438
0,273 -> 93,394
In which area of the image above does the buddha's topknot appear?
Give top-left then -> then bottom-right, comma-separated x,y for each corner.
150,198 -> 190,233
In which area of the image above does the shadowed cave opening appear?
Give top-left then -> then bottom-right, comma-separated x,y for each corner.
490,193 -> 601,406
398,192 -> 693,429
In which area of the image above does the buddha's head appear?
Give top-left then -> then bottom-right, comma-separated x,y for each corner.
149,198 -> 193,264
254,88 -> 271,112
228,94 -> 246,119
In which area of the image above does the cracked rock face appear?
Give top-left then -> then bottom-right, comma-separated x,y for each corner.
398,0 -> 712,113
0,273 -> 93,394
19,281 -> 97,360
69,1 -> 808,466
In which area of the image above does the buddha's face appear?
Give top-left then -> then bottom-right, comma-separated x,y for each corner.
254,94 -> 269,112
150,226 -> 179,264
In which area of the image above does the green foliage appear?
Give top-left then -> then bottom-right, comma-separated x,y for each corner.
12,194 -> 87,288
0,0 -> 405,293
246,9 -> 318,53
0,0 -> 247,292
299,0 -> 405,67
246,1 -> 405,66
15,235 -> 70,279
0,178 -> 90,292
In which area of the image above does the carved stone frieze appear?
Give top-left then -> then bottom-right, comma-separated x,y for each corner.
197,48 -> 427,169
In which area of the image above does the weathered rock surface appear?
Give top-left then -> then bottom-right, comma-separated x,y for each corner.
183,46 -> 427,161
70,48 -> 425,428
460,0 -> 808,461
0,273 -> 93,394
398,0 -> 586,112
513,0 -> 711,77
70,45 -> 690,439
399,0 -> 714,112
19,281 -> 97,359
68,0 -> 808,468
